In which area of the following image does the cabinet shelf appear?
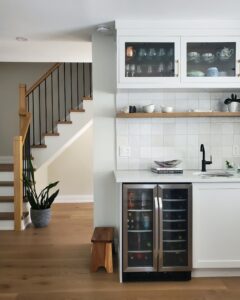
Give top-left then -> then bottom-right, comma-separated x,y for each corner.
116,112 -> 240,118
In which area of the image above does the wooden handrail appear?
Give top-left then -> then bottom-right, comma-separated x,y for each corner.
20,112 -> 31,143
26,63 -> 61,96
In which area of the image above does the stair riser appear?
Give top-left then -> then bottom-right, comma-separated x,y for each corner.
0,172 -> 13,181
0,187 -> 14,196
0,202 -> 28,212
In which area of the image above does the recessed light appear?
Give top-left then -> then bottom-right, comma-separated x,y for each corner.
16,36 -> 28,42
96,25 -> 112,34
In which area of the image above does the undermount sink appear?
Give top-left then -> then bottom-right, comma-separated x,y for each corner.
193,170 -> 234,177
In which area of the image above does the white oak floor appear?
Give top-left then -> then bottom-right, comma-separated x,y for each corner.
0,203 -> 240,299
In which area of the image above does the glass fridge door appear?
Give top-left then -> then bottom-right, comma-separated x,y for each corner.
123,184 -> 158,272
158,184 -> 192,271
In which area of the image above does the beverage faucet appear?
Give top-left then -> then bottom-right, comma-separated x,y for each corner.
200,144 -> 212,172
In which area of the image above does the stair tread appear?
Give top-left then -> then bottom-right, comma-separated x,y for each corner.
82,96 -> 92,100
31,144 -> 47,148
0,196 -> 14,202
43,132 -> 60,136
57,121 -> 72,124
0,212 -> 29,221
0,181 -> 14,187
0,164 -> 13,172
69,109 -> 85,113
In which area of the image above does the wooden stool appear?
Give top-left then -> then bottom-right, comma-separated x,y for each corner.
91,227 -> 114,273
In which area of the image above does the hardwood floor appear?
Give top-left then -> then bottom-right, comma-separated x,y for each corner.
0,203 -> 240,299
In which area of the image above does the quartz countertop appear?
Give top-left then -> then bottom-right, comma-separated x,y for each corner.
114,170 -> 240,183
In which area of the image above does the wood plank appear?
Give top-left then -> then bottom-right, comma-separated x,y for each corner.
116,112 -> 240,118
83,96 -> 93,100
91,227 -> 114,242
0,181 -> 14,187
0,164 -> 13,172
13,136 -> 23,231
0,196 -> 14,203
1,203 -> 240,300
69,109 -> 85,113
0,212 -> 28,221
57,121 -> 72,124
31,144 -> 47,148
43,132 -> 60,137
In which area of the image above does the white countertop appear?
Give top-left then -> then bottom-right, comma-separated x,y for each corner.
114,170 -> 240,183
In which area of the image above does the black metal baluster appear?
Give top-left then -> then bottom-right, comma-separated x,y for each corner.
38,85 -> 41,145
32,92 -> 35,146
57,67 -> 60,121
83,64 -> 86,98
51,72 -> 54,132
70,63 -> 73,109
64,63 -> 67,121
89,63 -> 92,98
77,63 -> 79,108
45,79 -> 47,134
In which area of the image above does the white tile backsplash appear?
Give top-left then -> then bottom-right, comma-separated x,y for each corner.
116,91 -> 240,170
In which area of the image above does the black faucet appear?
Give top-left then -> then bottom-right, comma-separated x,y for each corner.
200,144 -> 212,172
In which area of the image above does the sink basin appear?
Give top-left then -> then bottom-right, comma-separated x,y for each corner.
193,170 -> 234,177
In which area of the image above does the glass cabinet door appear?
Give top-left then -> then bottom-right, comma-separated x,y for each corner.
123,184 -> 158,272
118,37 -> 180,86
181,37 -> 240,83
158,184 -> 192,271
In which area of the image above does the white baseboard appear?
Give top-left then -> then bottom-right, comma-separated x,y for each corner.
0,156 -> 13,163
55,194 -> 93,203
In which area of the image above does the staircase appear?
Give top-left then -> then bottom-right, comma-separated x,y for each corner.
0,62 -> 92,230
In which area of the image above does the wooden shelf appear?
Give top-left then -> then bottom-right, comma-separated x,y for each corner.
116,112 -> 240,118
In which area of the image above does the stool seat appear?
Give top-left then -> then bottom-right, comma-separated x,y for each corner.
91,227 -> 114,273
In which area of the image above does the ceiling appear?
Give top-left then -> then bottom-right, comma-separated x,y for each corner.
1,0 -> 240,42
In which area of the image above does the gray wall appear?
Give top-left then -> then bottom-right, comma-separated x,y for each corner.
92,33 -> 116,226
0,62 -> 52,156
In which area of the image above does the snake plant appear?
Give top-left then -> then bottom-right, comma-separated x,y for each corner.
23,160 -> 59,209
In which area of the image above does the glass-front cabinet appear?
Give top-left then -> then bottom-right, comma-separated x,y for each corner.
181,37 -> 240,83
118,37 -> 180,87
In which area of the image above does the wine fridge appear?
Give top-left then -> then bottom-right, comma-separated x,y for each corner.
122,184 -> 192,281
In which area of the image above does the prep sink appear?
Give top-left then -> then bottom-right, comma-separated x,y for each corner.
193,170 -> 234,177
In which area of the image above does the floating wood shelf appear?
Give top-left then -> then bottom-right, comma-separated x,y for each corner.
116,112 -> 240,118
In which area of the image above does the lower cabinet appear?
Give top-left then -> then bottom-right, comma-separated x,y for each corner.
193,183 -> 240,268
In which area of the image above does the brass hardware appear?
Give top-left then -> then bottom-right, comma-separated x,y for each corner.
175,60 -> 179,77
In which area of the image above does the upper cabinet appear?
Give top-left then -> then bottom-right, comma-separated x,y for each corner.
117,36 -> 180,88
116,22 -> 240,89
181,37 -> 240,84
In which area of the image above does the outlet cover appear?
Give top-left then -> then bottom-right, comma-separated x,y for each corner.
119,146 -> 131,157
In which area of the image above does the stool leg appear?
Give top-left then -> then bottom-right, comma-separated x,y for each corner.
105,242 -> 113,273
91,243 -> 105,272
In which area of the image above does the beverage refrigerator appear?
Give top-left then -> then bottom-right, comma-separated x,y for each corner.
122,184 -> 192,281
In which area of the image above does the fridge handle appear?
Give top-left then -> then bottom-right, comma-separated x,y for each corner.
158,196 -> 163,268
154,196 -> 159,267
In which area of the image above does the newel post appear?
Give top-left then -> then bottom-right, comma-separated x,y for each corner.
19,84 -> 27,134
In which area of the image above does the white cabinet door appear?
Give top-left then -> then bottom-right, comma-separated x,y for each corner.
193,183 -> 240,268
181,37 -> 240,85
117,36 -> 181,88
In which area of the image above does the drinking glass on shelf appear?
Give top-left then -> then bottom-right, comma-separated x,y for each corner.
136,65 -> 143,75
125,64 -> 130,77
147,65 -> 153,75
130,64 -> 136,77
147,48 -> 157,60
138,48 -> 147,61
157,63 -> 165,74
157,48 -> 166,58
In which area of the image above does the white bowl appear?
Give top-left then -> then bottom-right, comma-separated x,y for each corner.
143,104 -> 155,113
162,106 -> 174,113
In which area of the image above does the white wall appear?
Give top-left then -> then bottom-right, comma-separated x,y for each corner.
0,62 -> 52,156
92,32 -> 116,226
116,91 -> 240,170
0,41 -> 92,62
48,124 -> 93,199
